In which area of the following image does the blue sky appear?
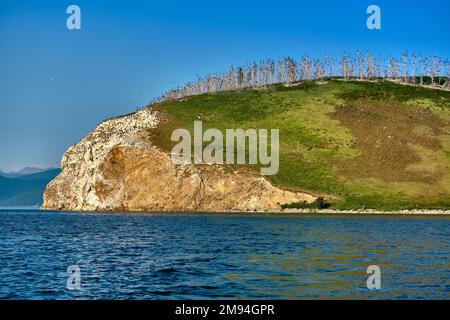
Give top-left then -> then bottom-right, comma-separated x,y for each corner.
0,0 -> 449,171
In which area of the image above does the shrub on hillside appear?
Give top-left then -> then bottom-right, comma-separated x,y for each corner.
314,197 -> 330,209
281,197 -> 330,209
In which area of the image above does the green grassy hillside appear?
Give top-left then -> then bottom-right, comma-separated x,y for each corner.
0,169 -> 60,206
149,80 -> 450,210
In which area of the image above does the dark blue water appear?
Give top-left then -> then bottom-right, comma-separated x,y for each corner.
0,209 -> 449,299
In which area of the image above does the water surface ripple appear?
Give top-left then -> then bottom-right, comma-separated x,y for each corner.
0,210 -> 449,299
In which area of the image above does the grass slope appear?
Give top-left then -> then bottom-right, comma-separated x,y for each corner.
148,80 -> 450,210
0,169 -> 60,206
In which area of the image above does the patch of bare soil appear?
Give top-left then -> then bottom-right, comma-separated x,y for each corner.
332,100 -> 448,183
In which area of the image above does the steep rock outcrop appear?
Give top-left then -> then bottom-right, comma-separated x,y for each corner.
42,107 -> 316,212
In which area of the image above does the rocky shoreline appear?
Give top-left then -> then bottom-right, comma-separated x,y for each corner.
280,208 -> 450,215
39,207 -> 450,215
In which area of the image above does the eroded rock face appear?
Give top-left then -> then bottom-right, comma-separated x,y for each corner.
42,107 -> 316,212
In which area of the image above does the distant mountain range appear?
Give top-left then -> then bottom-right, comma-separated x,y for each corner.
0,167 -> 57,178
0,169 -> 60,207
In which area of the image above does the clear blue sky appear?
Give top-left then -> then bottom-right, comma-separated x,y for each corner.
1,0 -> 449,171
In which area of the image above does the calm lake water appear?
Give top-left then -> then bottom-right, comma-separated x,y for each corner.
0,209 -> 449,299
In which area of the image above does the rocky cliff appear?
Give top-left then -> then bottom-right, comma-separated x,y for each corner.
42,107 -> 316,212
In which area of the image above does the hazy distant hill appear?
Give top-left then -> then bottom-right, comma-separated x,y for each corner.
0,167 -> 56,178
0,172 -> 19,179
0,169 -> 60,207
15,167 -> 50,175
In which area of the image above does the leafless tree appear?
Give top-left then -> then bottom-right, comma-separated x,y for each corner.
373,55 -> 382,79
444,58 -> 450,88
323,54 -> 334,78
313,59 -> 325,81
366,52 -> 374,80
411,52 -> 417,84
267,60 -> 275,84
300,55 -> 311,80
340,54 -> 347,80
355,51 -> 364,80
340,53 -> 355,80
237,67 -> 244,89
285,57 -> 297,84
276,60 -> 283,83
431,56 -> 441,85
418,54 -> 428,85
388,58 -> 400,80
156,52 -> 449,102
401,51 -> 409,83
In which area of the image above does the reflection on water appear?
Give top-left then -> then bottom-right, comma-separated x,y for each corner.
0,210 -> 449,299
